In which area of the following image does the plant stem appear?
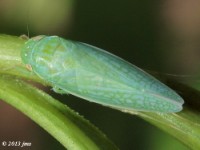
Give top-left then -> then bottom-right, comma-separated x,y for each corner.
0,34 -> 200,149
0,75 -> 118,150
0,34 -> 44,83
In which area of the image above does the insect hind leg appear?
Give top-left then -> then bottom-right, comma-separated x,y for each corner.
52,86 -> 69,95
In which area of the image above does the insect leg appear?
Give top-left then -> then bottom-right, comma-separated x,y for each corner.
19,34 -> 29,40
52,86 -> 69,95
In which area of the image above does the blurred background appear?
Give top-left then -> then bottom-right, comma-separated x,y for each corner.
1,0 -> 200,149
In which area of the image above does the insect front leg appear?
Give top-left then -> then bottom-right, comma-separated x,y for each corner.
19,34 -> 29,40
25,64 -> 33,71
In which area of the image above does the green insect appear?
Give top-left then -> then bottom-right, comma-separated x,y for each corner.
21,35 -> 184,113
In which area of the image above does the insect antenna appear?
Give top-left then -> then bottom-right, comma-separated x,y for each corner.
26,0 -> 31,38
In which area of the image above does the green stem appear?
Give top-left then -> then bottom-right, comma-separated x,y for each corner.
0,75 -> 117,150
0,34 -> 118,150
0,34 -> 200,149
122,73 -> 200,150
0,34 -> 44,83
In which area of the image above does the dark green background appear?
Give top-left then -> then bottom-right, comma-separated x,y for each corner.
0,0 -> 191,149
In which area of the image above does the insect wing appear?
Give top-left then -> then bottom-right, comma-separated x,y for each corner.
57,40 -> 183,112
